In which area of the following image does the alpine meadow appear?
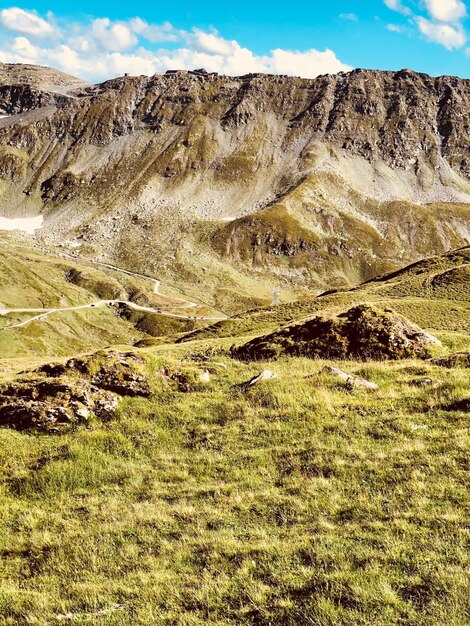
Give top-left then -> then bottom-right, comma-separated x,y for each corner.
0,2 -> 469,624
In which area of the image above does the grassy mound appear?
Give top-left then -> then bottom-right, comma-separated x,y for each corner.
231,306 -> 440,362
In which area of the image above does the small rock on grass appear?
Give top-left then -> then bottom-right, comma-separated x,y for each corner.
236,370 -> 278,390
199,370 -> 211,383
320,366 -> 378,390
409,378 -> 443,389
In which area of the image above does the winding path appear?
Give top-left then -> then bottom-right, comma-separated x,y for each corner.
0,299 -> 226,331
0,247 -> 225,330
67,258 -> 199,309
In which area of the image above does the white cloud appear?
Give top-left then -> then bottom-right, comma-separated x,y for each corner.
46,44 -> 84,75
423,0 -> 467,22
339,13 -> 358,21
11,36 -> 39,61
0,9 -> 352,82
416,16 -> 467,47
385,0 -> 468,48
383,0 -> 412,16
265,48 -> 351,76
157,44 -> 265,75
188,30 -> 239,56
90,18 -> 137,51
386,23 -> 404,32
128,18 -> 177,43
151,42 -> 352,77
0,7 -> 54,37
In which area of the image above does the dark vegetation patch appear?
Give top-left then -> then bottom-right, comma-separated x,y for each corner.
39,351 -> 151,398
64,267 -> 125,300
116,305 -> 198,337
442,398 -> 470,412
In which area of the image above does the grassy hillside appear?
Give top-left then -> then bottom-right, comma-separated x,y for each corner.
0,343 -> 469,625
0,240 -> 469,624
0,235 -> 215,358
183,246 -> 470,344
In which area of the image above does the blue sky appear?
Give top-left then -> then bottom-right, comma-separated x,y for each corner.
0,1 -> 469,81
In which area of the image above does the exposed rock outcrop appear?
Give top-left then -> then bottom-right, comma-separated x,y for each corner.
0,351 -> 151,432
430,351 -> 470,368
40,351 -> 152,397
0,379 -> 118,432
231,305 -> 441,362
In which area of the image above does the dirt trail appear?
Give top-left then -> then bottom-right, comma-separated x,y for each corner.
1,299 -> 226,331
74,258 -> 199,309
0,244 -> 224,331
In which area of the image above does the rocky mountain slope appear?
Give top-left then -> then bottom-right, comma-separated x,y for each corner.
0,63 -> 87,116
0,64 -> 469,302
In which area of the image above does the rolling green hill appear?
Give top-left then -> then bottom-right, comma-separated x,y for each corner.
0,235 -> 217,359
182,245 -> 470,349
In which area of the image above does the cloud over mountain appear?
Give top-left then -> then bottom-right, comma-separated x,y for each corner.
0,8 -> 351,81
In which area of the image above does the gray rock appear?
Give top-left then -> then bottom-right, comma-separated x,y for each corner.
321,366 -> 379,390
237,370 -> 278,390
75,407 -> 90,421
199,370 -> 211,383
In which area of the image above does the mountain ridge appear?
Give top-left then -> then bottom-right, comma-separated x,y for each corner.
0,63 -> 469,301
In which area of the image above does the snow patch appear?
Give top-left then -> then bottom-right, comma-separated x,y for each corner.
0,215 -> 44,234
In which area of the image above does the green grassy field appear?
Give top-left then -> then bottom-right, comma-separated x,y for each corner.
0,242 -> 469,625
0,340 -> 470,625
183,246 -> 470,344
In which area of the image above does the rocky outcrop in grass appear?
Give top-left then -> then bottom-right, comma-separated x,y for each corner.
231,305 -> 441,362
0,379 -> 118,433
431,351 -> 470,368
0,351 -> 151,432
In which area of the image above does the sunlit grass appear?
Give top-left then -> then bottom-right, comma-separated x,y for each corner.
0,349 -> 469,625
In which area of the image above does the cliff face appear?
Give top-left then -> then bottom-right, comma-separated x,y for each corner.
0,65 -> 469,296
2,68 -> 468,170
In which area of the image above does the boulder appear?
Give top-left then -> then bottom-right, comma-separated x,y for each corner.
163,366 -> 205,392
93,393 -> 120,420
199,370 -> 211,383
409,378 -> 443,388
38,351 -> 151,398
430,352 -> 470,369
0,373 -> 123,432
